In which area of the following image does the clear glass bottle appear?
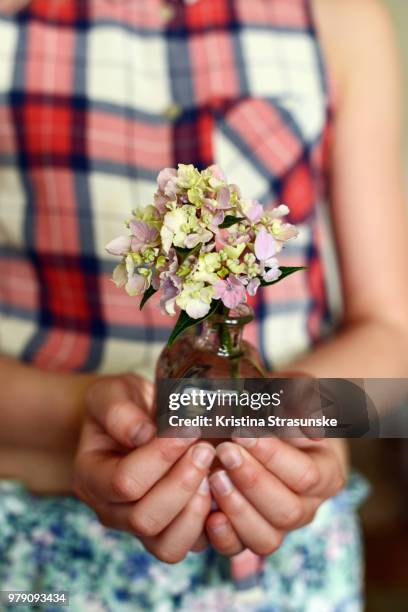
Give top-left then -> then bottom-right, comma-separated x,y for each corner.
155,304 -> 266,380
155,304 -> 266,448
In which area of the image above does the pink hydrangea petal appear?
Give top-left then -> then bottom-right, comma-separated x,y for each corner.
184,233 -> 202,249
254,227 -> 277,261
151,271 -> 161,291
106,236 -> 131,256
157,167 -> 177,191
154,192 -> 170,214
214,228 -> 230,252
211,210 -> 225,227
247,278 -> 260,296
167,248 -> 179,273
129,221 -> 159,252
222,287 -> 245,309
214,279 -> 227,300
129,220 -> 158,243
246,201 -> 263,223
126,273 -> 149,296
235,233 -> 250,244
160,276 -> 181,315
164,179 -> 178,198
208,165 -> 227,182
216,276 -> 246,309
217,187 -> 231,209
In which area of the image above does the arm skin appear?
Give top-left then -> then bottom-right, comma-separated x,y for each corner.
203,0 -> 408,555
0,355 -> 96,492
291,0 -> 408,463
294,0 -> 408,380
0,355 -> 94,453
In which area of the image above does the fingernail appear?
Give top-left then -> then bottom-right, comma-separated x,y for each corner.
210,470 -> 234,496
198,477 -> 210,496
131,421 -> 155,446
234,436 -> 258,449
192,444 -> 215,469
209,519 -> 229,535
217,443 -> 243,469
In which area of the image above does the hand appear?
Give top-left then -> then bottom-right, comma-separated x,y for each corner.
73,374 -> 214,563
205,437 -> 347,556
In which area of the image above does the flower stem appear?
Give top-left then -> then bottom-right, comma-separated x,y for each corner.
218,306 -> 240,378
219,307 -> 232,355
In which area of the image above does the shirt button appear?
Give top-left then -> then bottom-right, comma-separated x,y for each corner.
164,103 -> 182,121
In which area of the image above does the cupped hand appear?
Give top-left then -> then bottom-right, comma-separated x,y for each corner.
205,436 -> 347,556
73,374 -> 214,563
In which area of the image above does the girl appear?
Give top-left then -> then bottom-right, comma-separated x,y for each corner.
0,0 -> 407,609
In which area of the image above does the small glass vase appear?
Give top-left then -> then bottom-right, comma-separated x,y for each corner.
155,304 -> 266,381
155,304 -> 266,451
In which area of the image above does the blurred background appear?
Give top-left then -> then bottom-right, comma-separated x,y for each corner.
351,4 -> 408,611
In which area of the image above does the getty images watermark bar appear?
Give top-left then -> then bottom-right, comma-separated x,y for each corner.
156,378 -> 408,438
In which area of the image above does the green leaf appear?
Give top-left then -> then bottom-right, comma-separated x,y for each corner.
175,242 -> 202,262
140,285 -> 157,310
218,215 -> 242,229
167,300 -> 221,347
261,266 -> 307,287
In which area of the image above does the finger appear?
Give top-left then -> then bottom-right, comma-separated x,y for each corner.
111,431 -> 200,502
92,500 -> 135,532
231,436 -> 321,495
216,442 -> 305,530
92,487 -> 318,536
206,512 -> 244,556
97,479 -> 211,559
122,374 -> 155,416
191,532 -> 209,553
145,478 -> 212,563
128,444 -> 215,536
76,430 -> 199,503
286,437 -> 329,449
209,470 -> 283,556
73,419 -> 122,504
87,378 -> 156,448
235,437 -> 345,499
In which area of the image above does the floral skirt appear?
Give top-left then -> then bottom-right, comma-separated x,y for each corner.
0,473 -> 369,612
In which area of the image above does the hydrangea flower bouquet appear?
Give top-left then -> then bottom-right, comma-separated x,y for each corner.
106,164 -> 305,355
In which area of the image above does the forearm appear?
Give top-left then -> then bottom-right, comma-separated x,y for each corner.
287,317 -> 408,473
0,355 -> 96,453
0,446 -> 74,494
290,317 -> 408,379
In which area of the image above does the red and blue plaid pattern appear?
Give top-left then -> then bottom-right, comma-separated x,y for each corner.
0,0 -> 332,599
0,0 -> 332,377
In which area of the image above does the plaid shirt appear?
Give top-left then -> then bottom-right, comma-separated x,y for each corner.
0,0 -> 332,378
0,0 -> 332,600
